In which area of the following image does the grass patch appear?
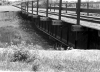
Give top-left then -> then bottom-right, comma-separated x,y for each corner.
0,41 -> 100,72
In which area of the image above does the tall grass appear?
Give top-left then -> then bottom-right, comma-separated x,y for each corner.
0,41 -> 100,72
0,41 -> 40,71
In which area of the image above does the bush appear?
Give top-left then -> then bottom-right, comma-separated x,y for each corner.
6,41 -> 38,62
11,50 -> 30,62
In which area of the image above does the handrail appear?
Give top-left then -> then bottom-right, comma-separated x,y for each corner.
21,0 -> 100,23
32,7 -> 100,14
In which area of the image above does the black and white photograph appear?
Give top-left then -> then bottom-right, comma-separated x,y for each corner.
0,0 -> 99,72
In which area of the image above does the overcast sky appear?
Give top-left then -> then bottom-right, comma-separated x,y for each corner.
8,0 -> 98,1
63,0 -> 99,2
8,0 -> 18,1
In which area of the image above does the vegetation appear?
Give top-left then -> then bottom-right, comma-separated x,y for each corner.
0,41 -> 99,72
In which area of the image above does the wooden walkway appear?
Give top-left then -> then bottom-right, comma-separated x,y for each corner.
25,8 -> 100,31
12,4 -> 100,30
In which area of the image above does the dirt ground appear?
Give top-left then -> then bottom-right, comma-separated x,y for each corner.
0,10 -> 54,50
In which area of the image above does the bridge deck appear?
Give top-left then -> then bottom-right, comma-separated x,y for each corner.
5,5 -> 100,31
26,8 -> 100,30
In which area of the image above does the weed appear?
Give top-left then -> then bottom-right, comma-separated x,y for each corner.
11,50 -> 29,62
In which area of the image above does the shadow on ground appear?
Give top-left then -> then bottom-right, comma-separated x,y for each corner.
0,11 -> 55,50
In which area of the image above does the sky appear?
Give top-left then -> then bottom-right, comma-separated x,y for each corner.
62,0 -> 99,2
8,0 -> 19,1
7,0 -> 99,2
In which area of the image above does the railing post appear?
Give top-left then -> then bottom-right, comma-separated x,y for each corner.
25,2 -> 27,12
87,2 -> 89,16
75,0 -> 81,49
32,1 -> 33,14
54,4 -> 55,12
21,2 -> 22,11
59,0 -> 62,20
24,2 -> 25,11
46,0 -> 49,17
76,3 -> 77,14
58,0 -> 62,42
27,1 -> 28,13
66,3 -> 67,13
50,4 -> 51,11
77,0 -> 81,25
37,0 -> 39,15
